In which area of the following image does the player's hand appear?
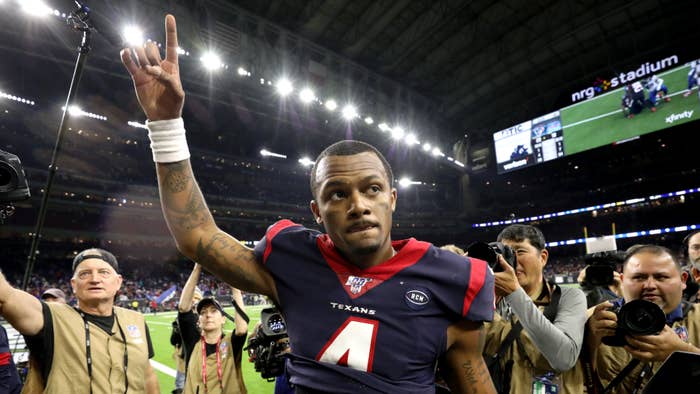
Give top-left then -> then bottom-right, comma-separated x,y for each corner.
587,301 -> 618,340
493,254 -> 519,297
624,325 -> 687,362
120,15 -> 184,121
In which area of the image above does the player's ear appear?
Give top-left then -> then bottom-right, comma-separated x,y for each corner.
310,200 -> 322,224
390,188 -> 397,212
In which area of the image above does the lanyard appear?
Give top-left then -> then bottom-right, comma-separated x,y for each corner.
201,335 -> 224,394
76,308 -> 129,394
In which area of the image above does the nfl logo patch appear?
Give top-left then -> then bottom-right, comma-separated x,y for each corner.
346,275 -> 373,295
674,326 -> 689,342
127,325 -> 142,338
219,341 -> 229,358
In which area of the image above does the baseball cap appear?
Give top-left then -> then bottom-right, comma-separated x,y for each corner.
196,297 -> 223,314
41,288 -> 66,301
72,248 -> 119,273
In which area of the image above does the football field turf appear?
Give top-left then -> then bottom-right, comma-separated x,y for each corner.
145,304 -> 276,393
561,64 -> 699,156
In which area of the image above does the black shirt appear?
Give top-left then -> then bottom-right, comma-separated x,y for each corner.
25,302 -> 154,383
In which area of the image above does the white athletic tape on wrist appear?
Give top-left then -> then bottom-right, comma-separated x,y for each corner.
146,118 -> 191,163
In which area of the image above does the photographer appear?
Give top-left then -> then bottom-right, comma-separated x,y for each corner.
177,263 -> 248,394
481,224 -> 587,393
683,230 -> 700,301
586,245 -> 700,393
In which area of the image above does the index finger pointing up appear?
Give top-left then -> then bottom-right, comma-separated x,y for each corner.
164,14 -> 179,64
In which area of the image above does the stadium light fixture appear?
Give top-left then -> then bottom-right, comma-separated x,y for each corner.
200,51 -> 224,71
237,67 -> 248,76
405,133 -> 420,146
0,90 -> 36,105
422,143 -> 432,152
176,47 -> 190,56
127,121 -> 148,129
299,88 -> 315,103
67,105 -> 83,117
298,157 -> 315,167
275,78 -> 293,96
431,147 -> 444,157
398,177 -> 422,188
377,123 -> 390,132
20,0 -> 52,17
259,149 -> 287,159
122,25 -> 144,46
391,126 -> 405,140
341,104 -> 358,121
364,117 -> 374,125
324,99 -> 337,111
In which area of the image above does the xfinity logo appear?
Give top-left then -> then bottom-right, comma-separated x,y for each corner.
571,55 -> 679,103
665,110 -> 694,124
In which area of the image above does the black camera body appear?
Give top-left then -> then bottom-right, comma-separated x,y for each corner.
246,308 -> 290,380
602,298 -> 666,347
466,241 -> 516,272
0,150 -> 30,203
584,250 -> 625,287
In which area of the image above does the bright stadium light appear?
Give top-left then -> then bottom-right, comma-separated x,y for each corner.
341,104 -> 358,120
20,0 -> 52,17
276,78 -> 293,96
260,149 -> 287,159
377,123 -> 390,132
237,67 -> 248,76
398,177 -> 422,188
298,157 -> 315,167
391,126 -> 405,140
122,25 -> 144,46
324,99 -> 337,111
405,133 -> 420,145
432,147 -> 444,157
364,117 -> 374,125
200,52 -> 224,71
422,143 -> 432,152
67,105 -> 83,117
299,88 -> 315,103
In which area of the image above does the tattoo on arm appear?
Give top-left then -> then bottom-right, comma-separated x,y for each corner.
460,327 -> 492,393
461,358 -> 492,394
163,161 -> 192,193
195,232 -> 263,293
159,161 -> 213,231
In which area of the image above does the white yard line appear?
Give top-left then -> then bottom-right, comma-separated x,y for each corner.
150,359 -> 177,377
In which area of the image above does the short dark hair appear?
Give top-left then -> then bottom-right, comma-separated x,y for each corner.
497,224 -> 546,251
623,244 -> 681,272
309,140 -> 394,198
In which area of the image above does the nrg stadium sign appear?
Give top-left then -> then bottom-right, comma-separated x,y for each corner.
571,55 -> 679,103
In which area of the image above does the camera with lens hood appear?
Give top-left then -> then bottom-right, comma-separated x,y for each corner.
466,241 -> 516,272
602,298 -> 666,347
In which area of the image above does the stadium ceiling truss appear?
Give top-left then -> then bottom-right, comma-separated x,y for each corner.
209,0 -> 697,144
1,0 -> 696,149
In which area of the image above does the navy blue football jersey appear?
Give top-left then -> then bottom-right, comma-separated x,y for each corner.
253,220 -> 494,393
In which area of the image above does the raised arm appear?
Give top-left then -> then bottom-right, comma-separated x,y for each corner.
230,287 -> 248,336
120,15 -> 276,301
442,320 -> 496,394
0,271 -> 44,335
178,263 -> 201,313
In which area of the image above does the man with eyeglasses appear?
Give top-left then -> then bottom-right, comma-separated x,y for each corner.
0,248 -> 159,394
